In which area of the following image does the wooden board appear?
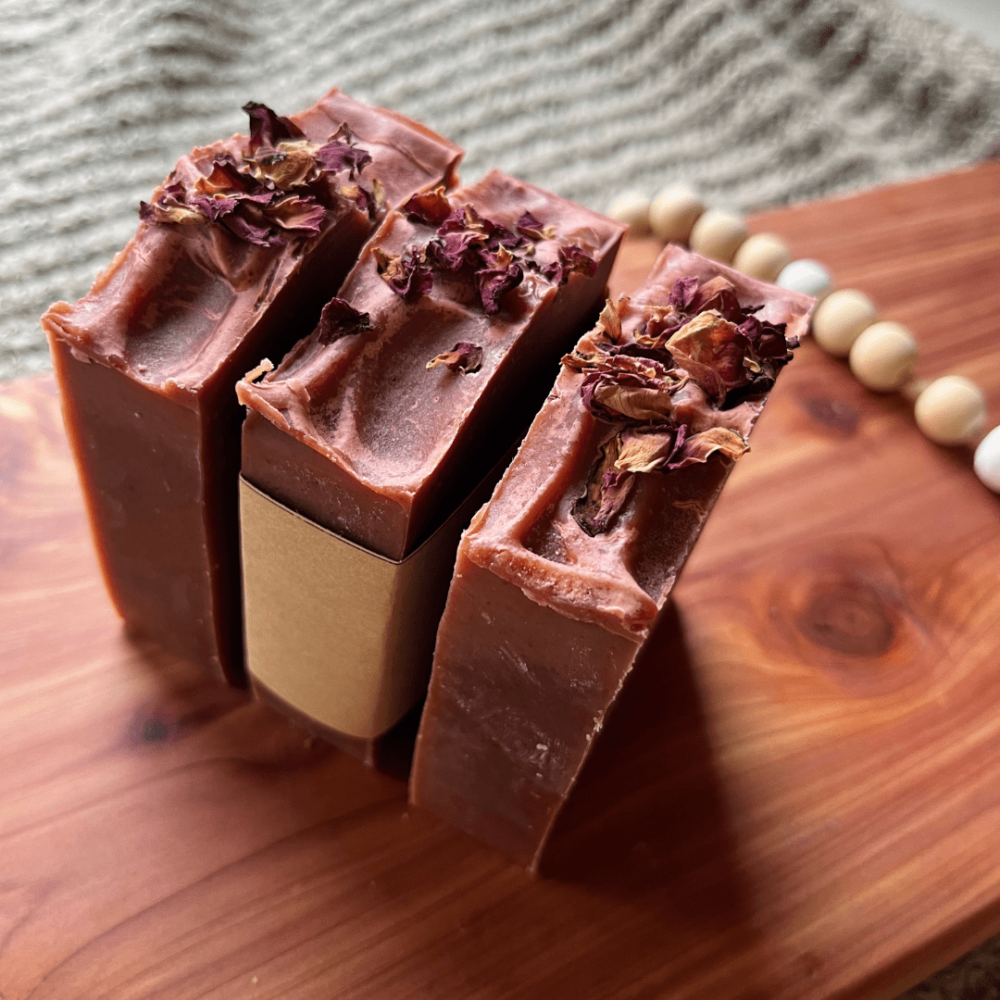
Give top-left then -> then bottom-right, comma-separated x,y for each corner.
2,162 -> 1000,1000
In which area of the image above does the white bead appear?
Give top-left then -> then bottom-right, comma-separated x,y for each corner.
731,232 -> 792,282
777,259 -> 833,301
848,321 -> 918,392
914,375 -> 987,445
648,185 -> 704,244
608,191 -> 651,236
688,209 -> 748,264
974,426 -> 1000,492
812,289 -> 879,357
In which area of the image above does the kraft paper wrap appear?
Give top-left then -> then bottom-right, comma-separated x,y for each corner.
239,476 -> 487,740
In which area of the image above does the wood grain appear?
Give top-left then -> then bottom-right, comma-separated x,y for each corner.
2,162 -> 1000,1000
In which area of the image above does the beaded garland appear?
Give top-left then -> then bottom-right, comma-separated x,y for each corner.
611,185 -> 997,492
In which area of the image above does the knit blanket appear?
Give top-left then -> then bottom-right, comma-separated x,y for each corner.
4,0 -> 999,381
3,0 -> 1000,993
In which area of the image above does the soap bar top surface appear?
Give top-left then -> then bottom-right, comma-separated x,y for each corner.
237,169 -> 626,507
462,245 -> 815,639
41,89 -> 463,400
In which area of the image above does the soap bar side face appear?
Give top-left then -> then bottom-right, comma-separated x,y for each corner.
411,554 -> 640,869
49,338 -> 224,668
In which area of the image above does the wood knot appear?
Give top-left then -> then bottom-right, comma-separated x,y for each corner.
758,536 -> 936,696
797,584 -> 895,656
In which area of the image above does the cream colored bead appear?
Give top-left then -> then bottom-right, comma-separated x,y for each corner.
974,426 -> 1000,492
914,375 -> 986,445
731,232 -> 792,282
648,185 -> 704,244
848,321 -> 918,392
608,190 -> 651,236
812,289 -> 879,357
688,209 -> 748,264
776,259 -> 833,301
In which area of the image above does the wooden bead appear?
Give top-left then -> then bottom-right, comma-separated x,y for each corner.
731,233 -> 792,282
812,289 -> 879,357
608,191 -> 651,236
648,185 -> 704,244
688,209 -> 748,264
974,426 -> 1000,492
848,321 -> 918,392
777,259 -> 833,301
914,375 -> 987,445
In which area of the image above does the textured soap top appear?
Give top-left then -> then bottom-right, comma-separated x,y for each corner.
462,245 -> 815,639
41,88 -> 462,399
237,169 -> 625,507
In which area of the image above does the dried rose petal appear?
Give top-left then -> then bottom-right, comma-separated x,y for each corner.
615,424 -> 686,474
689,276 -> 744,323
572,436 -> 636,537
425,230 -> 484,272
738,315 -> 792,361
338,183 -> 377,220
243,101 -> 305,154
316,297 -> 374,345
581,370 -> 678,423
541,243 -> 597,285
634,306 -> 685,351
197,155 -> 259,195
403,186 -> 453,226
140,182 -> 203,225
602,350 -> 674,381
476,261 -> 523,314
267,195 -> 326,234
438,204 -> 487,237
426,342 -> 484,374
315,138 -> 373,180
373,247 -> 434,301
665,311 -> 750,400
253,142 -> 319,188
516,211 -> 555,240
668,426 -> 748,469
221,208 -> 285,248
668,276 -> 699,311
598,299 -> 623,342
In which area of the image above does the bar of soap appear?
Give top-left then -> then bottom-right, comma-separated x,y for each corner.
410,246 -> 814,870
237,171 -> 626,762
42,89 -> 463,685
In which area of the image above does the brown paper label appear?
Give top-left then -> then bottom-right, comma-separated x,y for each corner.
239,477 -> 484,740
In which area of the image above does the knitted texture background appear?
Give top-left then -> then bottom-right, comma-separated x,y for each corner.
4,0 -> 1000,381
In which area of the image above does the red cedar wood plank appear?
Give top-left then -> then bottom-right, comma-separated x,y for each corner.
0,162 -> 998,1000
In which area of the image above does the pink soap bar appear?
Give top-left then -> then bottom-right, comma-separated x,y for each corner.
237,170 -> 626,765
42,89 -> 462,685
239,169 -> 627,559
410,245 -> 815,869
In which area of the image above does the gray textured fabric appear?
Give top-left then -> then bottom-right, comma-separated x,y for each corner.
3,1 -> 1000,994
3,0 -> 1000,380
